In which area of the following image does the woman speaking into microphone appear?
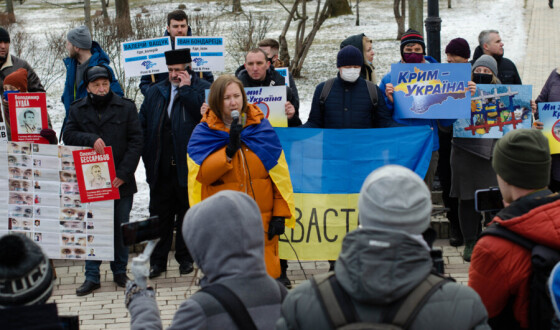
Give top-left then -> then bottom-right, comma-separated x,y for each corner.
187,74 -> 295,279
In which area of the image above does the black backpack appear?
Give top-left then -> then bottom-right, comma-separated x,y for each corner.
312,272 -> 450,329
479,223 -> 560,329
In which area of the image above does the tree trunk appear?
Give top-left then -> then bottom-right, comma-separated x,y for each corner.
84,0 -> 92,33
101,0 -> 109,21
5,0 -> 15,23
408,0 -> 423,34
356,0 -> 360,26
232,0 -> 242,13
448,0 -> 452,8
328,0 -> 351,17
115,0 -> 132,35
394,0 -> 406,39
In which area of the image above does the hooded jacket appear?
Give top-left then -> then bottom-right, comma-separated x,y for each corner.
469,190 -> 560,329
191,104 -> 292,278
277,228 -> 490,330
378,56 -> 455,151
471,46 -> 522,85
340,33 -> 377,84
61,41 -> 124,136
128,190 -> 286,330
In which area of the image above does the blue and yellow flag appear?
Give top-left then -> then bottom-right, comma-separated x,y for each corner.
276,126 -> 433,260
187,119 -> 296,227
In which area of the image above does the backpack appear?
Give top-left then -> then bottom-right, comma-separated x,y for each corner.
319,78 -> 378,127
312,272 -> 449,329
479,223 -> 560,330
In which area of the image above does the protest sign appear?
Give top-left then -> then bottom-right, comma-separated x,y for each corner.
121,37 -> 172,78
175,37 -> 225,72
453,84 -> 533,138
9,93 -> 48,143
73,147 -> 120,203
538,102 -> 560,154
276,126 -> 433,260
0,142 -> 114,260
391,63 -> 471,119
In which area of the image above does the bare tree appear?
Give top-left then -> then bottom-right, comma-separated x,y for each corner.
115,0 -> 132,35
5,0 -> 15,23
101,0 -> 110,21
394,0 -> 406,39
356,0 -> 360,26
84,0 -> 92,32
329,0 -> 351,17
232,0 -> 242,13
277,0 -> 331,77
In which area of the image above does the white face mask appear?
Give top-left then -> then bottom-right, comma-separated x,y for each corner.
340,67 -> 361,82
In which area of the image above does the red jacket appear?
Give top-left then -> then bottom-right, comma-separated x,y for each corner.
468,191 -> 560,328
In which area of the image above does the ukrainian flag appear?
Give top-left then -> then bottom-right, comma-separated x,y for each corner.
275,126 -> 433,260
187,118 -> 296,227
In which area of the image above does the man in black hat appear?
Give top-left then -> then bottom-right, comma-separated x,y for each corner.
0,27 -> 44,94
139,48 -> 210,278
63,65 -> 143,296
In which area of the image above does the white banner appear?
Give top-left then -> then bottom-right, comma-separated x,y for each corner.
175,37 -> 225,72
122,37 -> 172,78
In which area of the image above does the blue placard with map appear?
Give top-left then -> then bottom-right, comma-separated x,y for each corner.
453,84 -> 533,139
391,63 -> 471,119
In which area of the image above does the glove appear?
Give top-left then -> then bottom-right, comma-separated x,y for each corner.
268,217 -> 285,240
125,281 -> 155,308
225,121 -> 242,158
40,129 -> 58,145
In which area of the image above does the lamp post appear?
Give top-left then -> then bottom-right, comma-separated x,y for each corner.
425,0 -> 442,62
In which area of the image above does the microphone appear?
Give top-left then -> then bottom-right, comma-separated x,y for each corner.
231,110 -> 240,125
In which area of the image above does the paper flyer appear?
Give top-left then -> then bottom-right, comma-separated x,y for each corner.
121,37 -> 172,78
275,68 -> 290,87
9,93 -> 49,143
391,63 -> 471,119
453,84 -> 533,139
0,142 -> 114,260
72,147 -> 120,203
538,102 -> 560,154
175,37 -> 225,72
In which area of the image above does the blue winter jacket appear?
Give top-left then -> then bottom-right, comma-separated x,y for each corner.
138,71 -> 210,188
61,41 -> 124,135
302,75 -> 395,128
378,56 -> 455,151
139,28 -> 214,96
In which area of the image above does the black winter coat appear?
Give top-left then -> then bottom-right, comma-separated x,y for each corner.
63,93 -> 143,197
139,73 -> 210,188
472,46 -> 522,85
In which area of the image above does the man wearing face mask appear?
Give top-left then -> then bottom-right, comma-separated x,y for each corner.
379,29 -> 456,190
139,49 -> 210,279
301,45 -> 393,129
63,65 -> 143,295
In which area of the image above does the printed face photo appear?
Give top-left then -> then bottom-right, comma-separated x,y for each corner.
61,195 -> 82,208
60,220 -> 86,233
61,159 -> 75,170
17,108 -> 41,134
84,163 -> 111,190
59,170 -> 78,183
8,142 -> 31,155
60,208 -> 86,220
61,182 -> 80,195
87,235 -> 94,243
8,167 -> 31,180
9,192 -> 33,205
9,179 -> 30,192
60,247 -> 86,259
9,205 -> 32,218
34,219 -> 40,226
58,146 -> 73,158
9,218 -> 19,230
34,233 -> 42,242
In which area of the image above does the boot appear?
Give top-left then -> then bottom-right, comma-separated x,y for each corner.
277,259 -> 292,289
550,0 -> 554,9
449,221 -> 464,247
462,240 -> 476,262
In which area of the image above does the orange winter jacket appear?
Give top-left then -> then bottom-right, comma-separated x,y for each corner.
196,104 -> 291,278
468,191 -> 560,329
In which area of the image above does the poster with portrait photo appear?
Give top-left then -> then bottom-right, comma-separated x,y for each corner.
8,93 -> 48,143
73,147 -> 119,203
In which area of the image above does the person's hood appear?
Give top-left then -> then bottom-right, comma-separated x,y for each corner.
89,41 -> 112,66
340,33 -> 365,54
182,190 -> 267,286
335,228 -> 432,304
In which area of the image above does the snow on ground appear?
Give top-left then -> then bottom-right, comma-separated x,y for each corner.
3,0 -> 526,221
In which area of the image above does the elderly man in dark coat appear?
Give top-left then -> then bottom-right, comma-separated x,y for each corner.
63,65 -> 143,296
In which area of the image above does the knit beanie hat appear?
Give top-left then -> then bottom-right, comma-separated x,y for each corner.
0,234 -> 54,307
472,54 -> 498,77
492,129 -> 551,189
67,25 -> 92,50
358,165 -> 432,235
337,45 -> 363,68
400,29 -> 426,57
4,68 -> 28,92
445,38 -> 470,59
0,28 -> 10,43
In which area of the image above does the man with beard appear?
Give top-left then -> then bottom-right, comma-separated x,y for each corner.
139,10 -> 213,95
63,65 -> 143,296
0,28 -> 44,94
139,49 -> 209,279
471,30 -> 522,85
61,25 -> 123,138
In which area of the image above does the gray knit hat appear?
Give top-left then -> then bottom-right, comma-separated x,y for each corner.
67,25 -> 92,50
358,165 -> 432,235
492,129 -> 551,189
473,54 -> 498,77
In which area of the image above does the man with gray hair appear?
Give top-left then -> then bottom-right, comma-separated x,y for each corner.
277,165 -> 490,329
471,29 -> 522,85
